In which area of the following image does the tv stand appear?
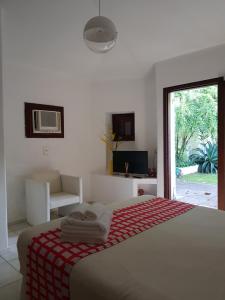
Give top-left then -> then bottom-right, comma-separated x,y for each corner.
92,173 -> 157,204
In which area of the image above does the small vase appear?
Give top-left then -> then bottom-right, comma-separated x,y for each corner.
108,159 -> 113,175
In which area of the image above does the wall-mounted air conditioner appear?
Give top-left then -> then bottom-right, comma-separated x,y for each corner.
32,110 -> 61,133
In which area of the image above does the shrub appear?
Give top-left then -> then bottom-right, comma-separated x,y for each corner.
176,154 -> 193,167
189,142 -> 218,174
176,159 -> 192,168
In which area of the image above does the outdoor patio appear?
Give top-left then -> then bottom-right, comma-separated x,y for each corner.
176,179 -> 217,209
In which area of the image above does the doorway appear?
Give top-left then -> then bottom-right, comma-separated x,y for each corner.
163,77 -> 225,210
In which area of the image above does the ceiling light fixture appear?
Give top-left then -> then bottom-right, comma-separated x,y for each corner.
83,0 -> 118,53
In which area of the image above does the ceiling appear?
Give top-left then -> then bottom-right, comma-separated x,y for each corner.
2,0 -> 225,80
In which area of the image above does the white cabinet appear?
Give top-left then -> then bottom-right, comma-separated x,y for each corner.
92,174 -> 157,204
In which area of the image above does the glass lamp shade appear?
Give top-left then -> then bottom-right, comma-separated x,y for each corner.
83,16 -> 118,53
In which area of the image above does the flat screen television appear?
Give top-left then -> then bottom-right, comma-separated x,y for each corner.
113,151 -> 148,175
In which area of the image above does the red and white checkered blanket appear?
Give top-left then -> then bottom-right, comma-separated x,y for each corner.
26,198 -> 194,300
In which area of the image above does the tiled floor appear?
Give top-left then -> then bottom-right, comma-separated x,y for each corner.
0,211 -> 60,299
0,221 -> 31,299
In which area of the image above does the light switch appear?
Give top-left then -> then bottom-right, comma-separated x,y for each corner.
43,145 -> 49,156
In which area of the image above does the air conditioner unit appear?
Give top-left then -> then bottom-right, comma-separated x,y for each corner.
32,110 -> 61,133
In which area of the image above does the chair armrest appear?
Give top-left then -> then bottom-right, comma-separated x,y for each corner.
61,175 -> 83,203
25,179 -> 50,225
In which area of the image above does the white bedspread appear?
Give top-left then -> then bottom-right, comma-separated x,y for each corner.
18,195 -> 225,300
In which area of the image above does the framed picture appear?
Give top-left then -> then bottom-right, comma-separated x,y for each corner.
112,113 -> 135,141
25,102 -> 64,138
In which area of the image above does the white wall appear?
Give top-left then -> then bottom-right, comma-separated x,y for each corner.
145,67 -> 157,168
155,44 -> 225,196
2,0 -> 96,223
3,62 -> 93,222
3,0 -> 225,226
0,10 -> 8,250
90,78 -> 150,175
2,3 -> 150,223
3,66 -> 150,223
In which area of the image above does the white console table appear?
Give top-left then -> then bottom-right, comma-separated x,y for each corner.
92,174 -> 157,204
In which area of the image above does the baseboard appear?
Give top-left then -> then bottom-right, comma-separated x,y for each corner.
8,218 -> 27,227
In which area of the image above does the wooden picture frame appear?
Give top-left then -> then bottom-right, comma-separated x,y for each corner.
25,102 -> 64,138
112,113 -> 135,141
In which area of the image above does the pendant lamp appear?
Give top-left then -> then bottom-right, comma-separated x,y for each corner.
83,0 -> 118,53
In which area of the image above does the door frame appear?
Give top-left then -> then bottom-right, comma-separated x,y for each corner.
163,77 -> 225,210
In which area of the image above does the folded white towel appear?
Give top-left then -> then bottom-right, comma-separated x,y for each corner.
85,203 -> 106,221
69,203 -> 90,220
61,210 -> 112,234
61,225 -> 102,233
69,203 -> 107,221
60,210 -> 112,244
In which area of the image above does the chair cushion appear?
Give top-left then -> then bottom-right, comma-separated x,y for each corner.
31,170 -> 62,193
50,192 -> 80,209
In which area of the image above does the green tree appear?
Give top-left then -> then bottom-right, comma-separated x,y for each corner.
173,86 -> 217,167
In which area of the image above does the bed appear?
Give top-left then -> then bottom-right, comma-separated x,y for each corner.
18,195 -> 225,300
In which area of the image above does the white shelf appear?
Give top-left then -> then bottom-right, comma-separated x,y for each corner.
92,174 -> 157,204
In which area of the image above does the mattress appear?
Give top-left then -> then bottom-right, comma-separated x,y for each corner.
18,195 -> 225,300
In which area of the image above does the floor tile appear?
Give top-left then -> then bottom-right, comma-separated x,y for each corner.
8,258 -> 20,272
0,256 -> 5,264
8,231 -> 18,246
0,244 -> 18,261
0,261 -> 21,287
9,222 -> 31,234
0,279 -> 22,299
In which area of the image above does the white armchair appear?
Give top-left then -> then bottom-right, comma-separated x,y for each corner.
25,170 -> 82,225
